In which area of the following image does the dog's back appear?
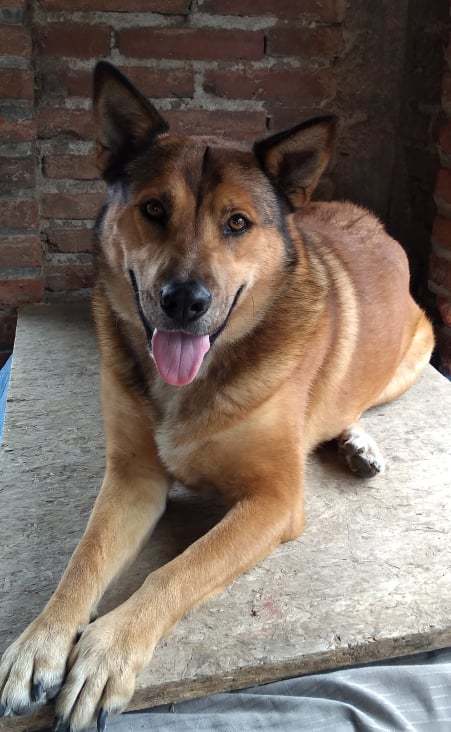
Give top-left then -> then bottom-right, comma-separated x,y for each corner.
291,200 -> 432,446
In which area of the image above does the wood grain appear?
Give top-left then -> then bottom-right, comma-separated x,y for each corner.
1,303 -> 451,731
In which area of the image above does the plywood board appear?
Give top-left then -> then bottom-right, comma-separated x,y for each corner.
1,304 -> 451,731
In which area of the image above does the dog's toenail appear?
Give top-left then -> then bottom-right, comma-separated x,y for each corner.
53,716 -> 69,732
97,707 -> 108,732
31,681 -> 44,702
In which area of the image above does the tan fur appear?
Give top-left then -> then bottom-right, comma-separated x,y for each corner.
374,310 -> 435,406
0,65 -> 435,730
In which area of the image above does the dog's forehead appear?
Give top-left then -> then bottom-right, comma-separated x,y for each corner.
129,135 -> 259,195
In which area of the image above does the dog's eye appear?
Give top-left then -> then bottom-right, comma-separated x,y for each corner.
225,213 -> 251,236
142,199 -> 166,222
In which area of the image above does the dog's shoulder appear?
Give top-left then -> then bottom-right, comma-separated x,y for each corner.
294,200 -> 409,275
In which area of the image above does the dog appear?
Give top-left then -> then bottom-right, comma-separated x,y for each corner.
0,61 -> 434,731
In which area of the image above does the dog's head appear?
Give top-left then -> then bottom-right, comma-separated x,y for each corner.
93,62 -> 336,386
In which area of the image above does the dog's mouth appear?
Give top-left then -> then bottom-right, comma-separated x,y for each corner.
129,270 -> 243,387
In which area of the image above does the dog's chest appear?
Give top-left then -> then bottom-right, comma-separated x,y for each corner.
150,385 -> 214,486
154,421 -> 214,487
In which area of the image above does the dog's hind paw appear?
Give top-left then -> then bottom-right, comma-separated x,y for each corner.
338,424 -> 386,478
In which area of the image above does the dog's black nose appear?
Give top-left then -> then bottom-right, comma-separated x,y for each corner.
160,280 -> 212,325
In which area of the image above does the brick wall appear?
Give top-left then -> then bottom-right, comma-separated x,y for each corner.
0,0 -> 448,369
0,0 -> 40,365
431,3 -> 451,377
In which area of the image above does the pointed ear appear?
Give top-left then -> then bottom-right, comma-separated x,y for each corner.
93,61 -> 169,181
254,115 -> 337,208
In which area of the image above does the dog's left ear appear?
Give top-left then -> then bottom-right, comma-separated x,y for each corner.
254,115 -> 337,208
93,61 -> 169,181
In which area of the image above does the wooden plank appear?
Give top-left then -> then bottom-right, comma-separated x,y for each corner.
1,303 -> 451,731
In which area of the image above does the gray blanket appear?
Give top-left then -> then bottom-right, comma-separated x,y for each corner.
104,648 -> 451,731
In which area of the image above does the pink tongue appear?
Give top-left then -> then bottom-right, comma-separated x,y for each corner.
151,330 -> 210,386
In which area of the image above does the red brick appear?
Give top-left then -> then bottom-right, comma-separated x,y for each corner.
437,296 -> 451,328
0,156 -> 34,190
46,227 -> 94,253
37,107 -> 95,140
41,192 -> 104,220
40,0 -> 189,10
204,68 -> 336,103
45,259 -> 95,291
57,69 -> 92,98
37,23 -> 111,59
61,66 -> 194,99
435,168 -> 451,206
439,121 -> 451,155
0,116 -> 36,141
0,69 -> 33,99
38,67 -> 84,100
43,154 -> 99,180
430,252 -> 451,293
438,326 -> 451,376
267,26 -> 342,58
0,198 -> 38,229
0,24 -> 31,55
268,107 -> 326,131
442,71 -> 451,112
0,235 -> 42,268
432,216 -> 451,250
0,310 -> 17,349
199,0 -> 346,22
165,109 -> 267,139
0,278 -> 44,306
120,66 -> 194,98
118,28 -> 264,61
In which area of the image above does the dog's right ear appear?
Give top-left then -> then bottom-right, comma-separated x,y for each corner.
93,61 -> 169,181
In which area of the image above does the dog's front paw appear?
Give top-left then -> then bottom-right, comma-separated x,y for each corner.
55,609 -> 152,732
0,614 -> 78,715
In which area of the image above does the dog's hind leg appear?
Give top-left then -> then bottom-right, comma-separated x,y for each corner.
337,310 -> 433,480
373,309 -> 434,408
337,422 -> 385,478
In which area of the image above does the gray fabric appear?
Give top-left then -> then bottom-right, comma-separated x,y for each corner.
105,649 -> 451,731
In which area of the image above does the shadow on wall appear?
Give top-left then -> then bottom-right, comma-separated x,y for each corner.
388,0 -> 449,317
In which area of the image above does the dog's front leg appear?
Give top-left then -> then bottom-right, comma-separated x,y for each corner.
54,455 -> 304,730
0,370 -> 169,716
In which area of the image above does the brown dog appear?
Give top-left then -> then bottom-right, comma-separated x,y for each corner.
0,62 -> 434,731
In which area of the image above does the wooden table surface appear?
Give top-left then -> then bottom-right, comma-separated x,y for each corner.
1,304 -> 451,731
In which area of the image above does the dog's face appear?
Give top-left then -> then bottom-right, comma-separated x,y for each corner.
93,62 -> 335,386
105,137 -> 287,339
